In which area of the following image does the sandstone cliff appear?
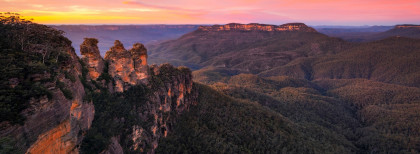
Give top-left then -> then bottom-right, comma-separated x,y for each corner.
0,42 -> 94,154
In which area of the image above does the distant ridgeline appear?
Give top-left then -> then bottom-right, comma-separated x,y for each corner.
395,24 -> 420,29
315,24 -> 420,42
198,23 -> 317,32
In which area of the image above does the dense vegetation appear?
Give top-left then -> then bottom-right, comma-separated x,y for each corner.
80,84 -> 150,153
186,70 -> 420,153
317,79 -> 420,153
157,84 -> 355,153
0,13 -> 74,124
80,63 -> 194,153
260,37 -> 420,87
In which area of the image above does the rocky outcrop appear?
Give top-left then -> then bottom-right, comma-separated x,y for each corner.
105,40 -> 149,92
198,23 -> 317,32
80,38 -> 104,80
130,43 -> 149,83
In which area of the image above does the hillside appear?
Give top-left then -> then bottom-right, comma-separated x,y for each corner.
367,25 -> 420,41
316,25 -> 420,42
148,23 -> 348,71
150,23 -> 420,87
260,37 -> 420,87
157,84 -> 358,153
315,26 -> 392,42
190,72 -> 420,152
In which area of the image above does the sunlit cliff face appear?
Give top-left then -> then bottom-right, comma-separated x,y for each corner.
103,40 -> 149,92
198,23 -> 316,32
395,25 -> 420,29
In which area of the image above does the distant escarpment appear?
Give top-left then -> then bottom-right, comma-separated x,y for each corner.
198,23 -> 317,32
394,24 -> 420,29
148,22 -> 342,72
1,16 -> 198,154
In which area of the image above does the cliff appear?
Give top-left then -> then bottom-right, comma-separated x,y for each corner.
1,17 -> 198,154
198,23 -> 317,32
0,20 -> 94,154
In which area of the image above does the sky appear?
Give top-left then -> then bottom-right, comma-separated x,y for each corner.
2,0 -> 420,25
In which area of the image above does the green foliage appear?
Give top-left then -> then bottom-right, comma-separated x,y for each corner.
0,13 -> 74,124
80,85 -> 150,154
157,84 -> 356,153
317,79 -> 420,152
96,61 -> 112,84
64,71 -> 76,82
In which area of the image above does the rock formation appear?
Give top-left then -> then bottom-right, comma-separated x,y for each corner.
104,40 -> 149,92
1,26 -> 196,153
78,39 -> 197,153
198,23 -> 317,32
80,38 -> 104,80
129,43 -> 149,83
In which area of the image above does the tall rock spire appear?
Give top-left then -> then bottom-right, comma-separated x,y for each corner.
80,38 -> 104,80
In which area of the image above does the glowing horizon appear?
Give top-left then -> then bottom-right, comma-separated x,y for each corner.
2,0 -> 420,26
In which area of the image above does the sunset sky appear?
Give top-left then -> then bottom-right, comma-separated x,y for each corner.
2,0 -> 420,25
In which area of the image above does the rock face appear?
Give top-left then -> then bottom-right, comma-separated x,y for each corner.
105,40 -> 149,92
395,24 -> 420,29
0,46 -> 94,154
1,32 -> 196,153
80,38 -> 104,80
134,64 -> 196,153
99,64 -> 198,154
198,23 -> 317,32
130,43 -> 149,83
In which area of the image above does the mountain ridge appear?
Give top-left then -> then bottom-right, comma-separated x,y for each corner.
197,23 -> 317,32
